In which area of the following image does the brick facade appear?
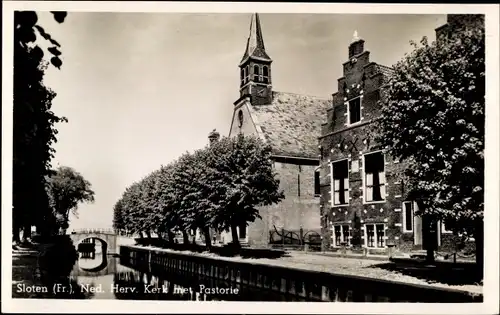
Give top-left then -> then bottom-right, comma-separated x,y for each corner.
318,17 -> 482,255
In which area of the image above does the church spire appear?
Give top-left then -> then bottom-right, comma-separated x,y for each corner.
240,13 -> 272,66
238,13 -> 273,105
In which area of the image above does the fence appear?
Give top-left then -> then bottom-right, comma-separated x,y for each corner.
71,228 -> 116,235
269,226 -> 322,251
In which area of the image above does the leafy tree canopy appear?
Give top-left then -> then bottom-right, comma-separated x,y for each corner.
46,166 -> 95,230
377,20 -> 485,236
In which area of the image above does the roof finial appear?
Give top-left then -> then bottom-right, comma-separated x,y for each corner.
351,30 -> 361,43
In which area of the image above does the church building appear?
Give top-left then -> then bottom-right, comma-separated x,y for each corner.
219,13 -> 331,247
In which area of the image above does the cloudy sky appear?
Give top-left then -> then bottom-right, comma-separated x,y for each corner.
36,12 -> 446,230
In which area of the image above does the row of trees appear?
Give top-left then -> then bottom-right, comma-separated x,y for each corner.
113,132 -> 284,249
377,16 -> 485,266
13,11 -> 95,243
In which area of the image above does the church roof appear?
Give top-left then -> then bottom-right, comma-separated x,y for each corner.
249,91 -> 331,159
240,13 -> 272,66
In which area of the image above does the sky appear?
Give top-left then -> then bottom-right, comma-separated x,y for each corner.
36,12 -> 446,230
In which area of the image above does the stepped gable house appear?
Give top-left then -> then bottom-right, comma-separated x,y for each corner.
318,15 -> 482,255
219,13 -> 331,246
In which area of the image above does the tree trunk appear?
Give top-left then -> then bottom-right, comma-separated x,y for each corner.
13,220 -> 21,244
203,227 -> 212,251
422,214 -> 436,264
474,219 -> 484,280
182,231 -> 190,245
167,231 -> 176,245
230,223 -> 241,249
426,248 -> 435,263
22,222 -> 32,243
146,231 -> 152,239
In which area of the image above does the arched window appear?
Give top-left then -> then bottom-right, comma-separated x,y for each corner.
238,110 -> 243,127
253,65 -> 260,82
240,68 -> 244,86
245,65 -> 249,84
263,66 -> 269,84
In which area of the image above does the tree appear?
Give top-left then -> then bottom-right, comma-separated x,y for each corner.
13,11 -> 68,243
206,133 -> 285,249
45,166 -> 95,233
376,19 -> 484,266
112,198 -> 125,234
169,150 -> 218,249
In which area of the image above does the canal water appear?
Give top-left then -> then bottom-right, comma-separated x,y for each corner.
69,250 -> 310,301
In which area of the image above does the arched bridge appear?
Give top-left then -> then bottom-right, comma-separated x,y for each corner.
69,228 -> 118,254
71,253 -> 117,277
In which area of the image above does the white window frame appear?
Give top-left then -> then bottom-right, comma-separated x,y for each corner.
332,224 -> 351,248
346,96 -> 364,126
363,223 -> 387,249
362,151 -> 387,205
330,158 -> 350,207
439,220 -> 453,234
402,201 -> 415,233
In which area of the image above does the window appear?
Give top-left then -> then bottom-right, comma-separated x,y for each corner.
333,225 -> 350,247
402,201 -> 414,232
263,66 -> 269,84
440,221 -> 453,234
331,160 -> 349,205
365,224 -> 385,248
245,65 -> 249,83
238,110 -> 243,128
314,169 -> 321,196
240,68 -> 244,86
348,97 -> 361,124
364,152 -> 386,202
253,65 -> 260,82
297,174 -> 301,197
348,45 -> 355,58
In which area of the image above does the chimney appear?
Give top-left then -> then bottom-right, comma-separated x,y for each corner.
348,30 -> 365,59
208,129 -> 220,145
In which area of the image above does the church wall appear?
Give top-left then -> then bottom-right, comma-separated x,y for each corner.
246,161 -> 321,247
229,102 -> 259,138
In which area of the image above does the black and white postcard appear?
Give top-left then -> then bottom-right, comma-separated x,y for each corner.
2,1 -> 499,314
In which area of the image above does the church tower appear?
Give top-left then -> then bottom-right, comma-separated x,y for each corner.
239,13 -> 273,105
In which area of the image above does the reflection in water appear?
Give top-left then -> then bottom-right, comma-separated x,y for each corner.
67,254 -> 307,301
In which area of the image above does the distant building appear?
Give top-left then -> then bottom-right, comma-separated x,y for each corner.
219,13 -> 331,247
318,14 -> 483,254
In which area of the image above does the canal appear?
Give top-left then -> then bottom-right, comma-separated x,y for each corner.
70,251 -> 308,301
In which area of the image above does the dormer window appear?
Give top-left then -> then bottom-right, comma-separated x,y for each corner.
348,97 -> 362,125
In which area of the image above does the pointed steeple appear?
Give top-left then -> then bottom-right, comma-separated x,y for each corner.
240,13 -> 272,66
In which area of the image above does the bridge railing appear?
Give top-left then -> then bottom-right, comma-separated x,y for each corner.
71,228 -> 116,235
